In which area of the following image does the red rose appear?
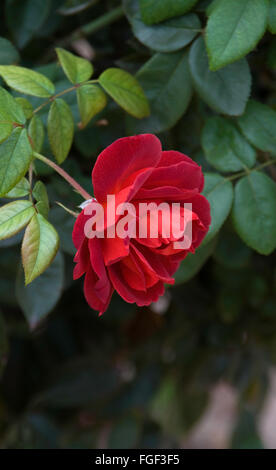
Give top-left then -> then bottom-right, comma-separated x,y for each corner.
72,134 -> 211,314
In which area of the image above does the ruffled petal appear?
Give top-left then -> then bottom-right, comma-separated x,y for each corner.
92,134 -> 162,202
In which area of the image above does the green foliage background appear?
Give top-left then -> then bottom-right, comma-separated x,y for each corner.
1,0 -> 276,449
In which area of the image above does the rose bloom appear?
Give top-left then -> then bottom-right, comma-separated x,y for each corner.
72,134 -> 211,314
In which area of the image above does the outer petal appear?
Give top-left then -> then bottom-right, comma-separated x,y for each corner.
108,262 -> 165,306
88,238 -> 112,304
92,134 -> 162,202
72,210 -> 90,249
143,152 -> 204,191
84,267 -> 113,315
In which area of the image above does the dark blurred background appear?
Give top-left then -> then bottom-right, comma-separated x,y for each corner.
1,0 -> 276,449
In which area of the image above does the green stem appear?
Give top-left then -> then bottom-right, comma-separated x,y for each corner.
72,6 -> 124,40
33,152 -> 92,201
32,80 -> 98,115
226,159 -> 276,182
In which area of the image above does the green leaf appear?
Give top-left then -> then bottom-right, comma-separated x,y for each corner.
98,68 -> 150,119
174,237 -> 216,284
5,177 -> 30,198
189,37 -> 251,116
28,115 -> 45,152
15,98 -> 34,119
139,0 -> 198,24
22,213 -> 59,284
0,37 -> 19,65
0,200 -> 35,240
56,48 -> 93,84
238,100 -> 276,153
5,0 -> 52,48
201,117 -> 256,173
125,0 -> 201,53
16,252 -> 64,329
0,311 -> 9,376
232,172 -> 276,255
0,128 -> 32,197
268,0 -> 276,33
0,66 -> 55,97
203,173 -> 234,244
33,181 -> 49,218
126,50 -> 192,134
0,86 -> 26,128
0,86 -> 26,145
48,98 -> 74,164
206,0 -> 269,70
77,84 -> 107,127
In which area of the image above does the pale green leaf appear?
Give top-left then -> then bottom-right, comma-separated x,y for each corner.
5,177 -> 30,198
99,67 -> 150,118
202,117 -> 256,173
0,200 -> 35,240
232,172 -> 276,255
0,128 -> 32,197
15,98 -> 33,119
56,47 -> 93,84
0,65 -> 55,97
0,86 -> 26,125
22,213 -> 59,284
28,115 -> 45,152
48,98 -> 74,164
77,84 -> 107,127
189,37 -> 251,116
206,0 -> 269,70
33,181 -> 49,218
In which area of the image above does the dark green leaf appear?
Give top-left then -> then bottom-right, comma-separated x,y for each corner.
174,237 -> 216,284
203,173 -> 234,244
268,0 -> 276,34
202,117 -> 256,172
0,311 -> 8,376
126,50 -> 192,133
16,251 -> 64,329
5,0 -> 52,48
189,37 -> 251,116
125,0 -> 201,52
0,37 -> 20,64
232,172 -> 276,255
206,0 -> 269,70
238,100 -> 276,153
139,0 -> 198,24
